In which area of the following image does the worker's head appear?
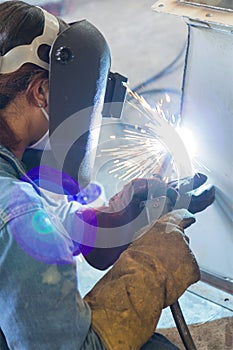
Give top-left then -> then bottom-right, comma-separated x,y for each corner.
0,1 -> 57,151
0,0 -> 117,192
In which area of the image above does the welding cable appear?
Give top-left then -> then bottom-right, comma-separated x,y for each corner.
130,42 -> 187,95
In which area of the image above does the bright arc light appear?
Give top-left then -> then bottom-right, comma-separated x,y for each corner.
176,126 -> 197,160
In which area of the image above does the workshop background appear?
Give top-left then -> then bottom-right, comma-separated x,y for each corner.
9,0 -> 233,349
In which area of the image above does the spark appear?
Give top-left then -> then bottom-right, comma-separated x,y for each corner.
98,84 -> 207,183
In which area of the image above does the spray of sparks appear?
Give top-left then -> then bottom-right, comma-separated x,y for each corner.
98,85 -> 209,183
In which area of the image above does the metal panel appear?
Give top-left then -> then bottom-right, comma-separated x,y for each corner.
152,0 -> 233,27
179,25 -> 233,282
153,1 -> 233,283
180,0 -> 233,11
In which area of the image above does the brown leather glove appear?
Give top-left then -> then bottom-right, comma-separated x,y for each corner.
85,209 -> 200,350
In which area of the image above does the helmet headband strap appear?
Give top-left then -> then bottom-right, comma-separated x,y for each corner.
0,7 -> 59,73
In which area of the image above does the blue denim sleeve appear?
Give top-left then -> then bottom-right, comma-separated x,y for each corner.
0,210 -> 91,350
37,190 -> 84,256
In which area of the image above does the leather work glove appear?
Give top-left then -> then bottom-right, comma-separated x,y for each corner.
85,209 -> 200,350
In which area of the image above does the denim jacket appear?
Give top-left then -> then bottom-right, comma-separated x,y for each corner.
0,145 -> 92,349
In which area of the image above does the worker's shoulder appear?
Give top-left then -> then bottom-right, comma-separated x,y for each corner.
0,171 -> 44,229
0,147 -> 41,202
0,168 -> 41,200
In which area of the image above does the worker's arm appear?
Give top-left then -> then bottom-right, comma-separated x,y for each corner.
84,209 -> 201,350
77,177 -> 172,270
0,209 -> 91,350
77,173 -> 215,270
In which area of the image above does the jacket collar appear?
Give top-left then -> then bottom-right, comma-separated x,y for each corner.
0,144 -> 41,195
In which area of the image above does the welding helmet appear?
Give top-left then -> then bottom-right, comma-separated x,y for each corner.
0,7 -> 127,193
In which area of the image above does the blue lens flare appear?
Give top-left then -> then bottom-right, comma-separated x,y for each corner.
8,209 -> 74,265
32,211 -> 55,235
21,165 -> 80,195
68,183 -> 102,204
73,208 -> 98,256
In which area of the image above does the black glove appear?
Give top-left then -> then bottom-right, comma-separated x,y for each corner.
168,173 -> 215,214
107,177 -> 178,225
77,177 -> 178,237
76,173 -> 215,247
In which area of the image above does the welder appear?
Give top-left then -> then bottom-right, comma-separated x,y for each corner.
0,1 -> 215,349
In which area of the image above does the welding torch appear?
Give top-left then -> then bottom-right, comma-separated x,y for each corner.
143,154 -> 198,350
